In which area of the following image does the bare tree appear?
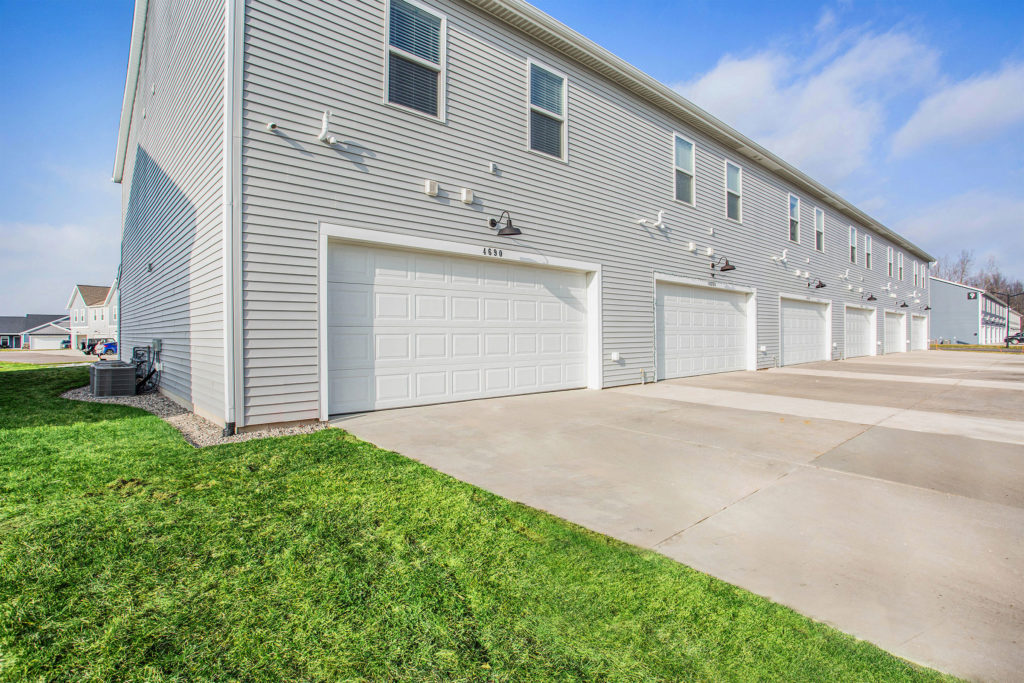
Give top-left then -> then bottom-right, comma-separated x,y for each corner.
933,249 -> 974,284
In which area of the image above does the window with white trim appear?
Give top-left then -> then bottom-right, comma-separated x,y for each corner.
814,207 -> 824,252
921,263 -> 927,289
529,61 -> 566,159
789,194 -> 800,242
673,135 -> 695,205
898,252 -> 904,280
865,235 -> 872,269
386,0 -> 445,119
913,261 -> 919,287
849,226 -> 857,264
887,247 -> 894,277
725,161 -> 741,221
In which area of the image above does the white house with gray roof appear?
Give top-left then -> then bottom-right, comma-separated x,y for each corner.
67,282 -> 119,351
113,0 -> 933,432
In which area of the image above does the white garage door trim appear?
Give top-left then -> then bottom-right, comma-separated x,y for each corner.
653,273 -> 756,378
317,223 -> 603,419
779,294 -> 832,366
843,304 -> 876,359
29,335 -> 67,350
884,311 -> 907,354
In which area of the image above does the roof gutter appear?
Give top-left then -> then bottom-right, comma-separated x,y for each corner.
465,0 -> 935,263
112,0 -> 148,183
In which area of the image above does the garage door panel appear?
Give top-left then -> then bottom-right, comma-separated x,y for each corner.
781,298 -> 828,366
911,316 -> 928,350
845,307 -> 873,358
328,242 -> 588,414
885,312 -> 906,353
657,283 -> 748,380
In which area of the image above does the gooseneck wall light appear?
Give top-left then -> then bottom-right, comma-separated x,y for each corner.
710,256 -> 736,273
488,211 -> 521,237
867,294 -> 877,301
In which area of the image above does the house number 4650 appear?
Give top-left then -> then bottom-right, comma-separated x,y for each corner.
482,247 -> 503,257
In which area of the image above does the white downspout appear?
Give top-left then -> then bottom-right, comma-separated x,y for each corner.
221,0 -> 244,435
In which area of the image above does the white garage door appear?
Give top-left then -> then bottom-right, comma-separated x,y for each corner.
911,315 -> 928,350
29,336 -> 65,350
781,298 -> 828,366
656,282 -> 748,379
845,307 -> 873,358
884,312 -> 906,353
327,242 -> 588,414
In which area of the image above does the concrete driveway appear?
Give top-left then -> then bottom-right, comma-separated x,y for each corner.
334,350 -> 1024,681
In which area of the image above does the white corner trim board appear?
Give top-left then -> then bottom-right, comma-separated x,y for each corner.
317,222 -> 603,420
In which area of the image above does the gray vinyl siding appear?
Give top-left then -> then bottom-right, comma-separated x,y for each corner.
239,0 -> 931,424
929,279 -> 981,343
119,0 -> 226,420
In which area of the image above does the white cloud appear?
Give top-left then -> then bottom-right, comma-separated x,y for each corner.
0,221 -> 120,315
675,32 -> 939,187
891,62 -> 1024,157
897,191 -> 1024,278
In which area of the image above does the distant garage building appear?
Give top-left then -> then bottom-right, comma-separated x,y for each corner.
112,0 -> 935,431
929,277 -> 1010,345
24,321 -> 71,350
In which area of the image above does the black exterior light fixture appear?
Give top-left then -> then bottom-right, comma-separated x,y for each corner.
814,280 -> 826,289
900,301 -> 910,308
710,256 -> 736,275
924,305 -> 931,310
867,294 -> 877,301
488,210 -> 521,237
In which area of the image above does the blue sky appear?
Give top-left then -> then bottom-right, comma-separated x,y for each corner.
2,0 -> 1023,314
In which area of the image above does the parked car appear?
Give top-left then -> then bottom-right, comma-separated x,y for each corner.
85,338 -> 117,356
94,340 -> 118,356
1005,332 -> 1024,345
61,339 -> 71,349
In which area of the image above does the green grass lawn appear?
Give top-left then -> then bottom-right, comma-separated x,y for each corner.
0,366 -> 952,681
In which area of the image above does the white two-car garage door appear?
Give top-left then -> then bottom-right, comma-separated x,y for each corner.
844,306 -> 874,358
655,282 -> 749,379
327,242 -> 588,414
781,297 -> 829,365
28,336 -> 65,350
884,312 -> 907,353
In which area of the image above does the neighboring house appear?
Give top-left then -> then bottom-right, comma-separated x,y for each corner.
929,277 -> 1011,344
67,281 -> 119,351
1010,309 -> 1022,335
0,314 -> 68,349
113,0 -> 933,433
22,318 -> 72,350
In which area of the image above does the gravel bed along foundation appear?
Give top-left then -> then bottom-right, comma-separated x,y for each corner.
61,386 -> 327,447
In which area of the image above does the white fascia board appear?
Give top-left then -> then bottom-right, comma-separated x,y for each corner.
112,0 -> 149,183
464,0 -> 934,262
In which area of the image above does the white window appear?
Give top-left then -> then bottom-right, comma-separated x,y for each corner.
113,306 -> 118,322
913,261 -> 919,287
673,135 -> 695,205
814,208 -> 825,251
921,264 -> 927,288
898,252 -> 904,280
865,235 -> 873,270
788,194 -> 800,242
725,161 -> 741,221
385,0 -> 446,119
528,61 -> 567,159
887,247 -> 894,277
849,226 -> 857,264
